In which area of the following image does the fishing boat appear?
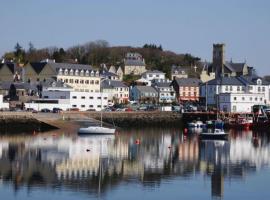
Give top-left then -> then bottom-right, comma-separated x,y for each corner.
188,120 -> 205,128
199,129 -> 228,140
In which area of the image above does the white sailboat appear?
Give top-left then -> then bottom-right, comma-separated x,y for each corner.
78,90 -> 116,135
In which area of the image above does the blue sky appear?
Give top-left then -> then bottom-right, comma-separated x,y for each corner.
0,0 -> 270,74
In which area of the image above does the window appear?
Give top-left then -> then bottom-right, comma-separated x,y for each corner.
258,87 -> 261,92
81,105 -> 85,108
230,86 -> 233,91
95,80 -> 99,85
69,79 -> 74,83
81,96 -> 85,99
89,96 -> 94,99
75,79 -> 79,84
234,97 -> 237,101
90,80 -> 94,84
97,105 -> 101,108
103,97 -> 107,99
89,105 -> 93,108
80,80 -> 84,84
242,97 -> 245,101
260,98 -> 263,101
233,106 -> 237,112
44,96 -> 48,99
262,87 -> 265,92
72,96 -> 77,99
72,105 -> 77,108
248,86 -> 253,91
241,86 -> 245,91
237,86 -> 240,91
250,97 -> 252,101
97,97 -> 101,99
225,86 -> 228,92
183,92 -> 186,96
255,97 -> 258,101
65,79 -> 68,83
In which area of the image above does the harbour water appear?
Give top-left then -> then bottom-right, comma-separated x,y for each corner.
0,128 -> 270,200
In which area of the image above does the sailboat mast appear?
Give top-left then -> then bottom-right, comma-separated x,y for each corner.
101,91 -> 103,127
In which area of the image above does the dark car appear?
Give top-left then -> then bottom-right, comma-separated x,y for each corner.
40,108 -> 51,113
52,107 -> 63,113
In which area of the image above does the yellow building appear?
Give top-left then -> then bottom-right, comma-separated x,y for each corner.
24,61 -> 101,92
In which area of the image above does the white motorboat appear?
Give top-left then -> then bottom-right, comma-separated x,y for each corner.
78,126 -> 115,135
199,129 -> 228,140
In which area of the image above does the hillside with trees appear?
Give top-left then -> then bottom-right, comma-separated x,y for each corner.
1,40 -> 202,78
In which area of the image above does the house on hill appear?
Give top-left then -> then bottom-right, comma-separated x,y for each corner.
123,52 -> 146,75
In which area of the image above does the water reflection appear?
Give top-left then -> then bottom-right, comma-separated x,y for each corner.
0,129 -> 270,199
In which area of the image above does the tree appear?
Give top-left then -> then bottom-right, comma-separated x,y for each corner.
14,42 -> 25,63
28,42 -> 36,53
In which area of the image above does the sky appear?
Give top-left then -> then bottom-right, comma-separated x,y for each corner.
0,0 -> 270,75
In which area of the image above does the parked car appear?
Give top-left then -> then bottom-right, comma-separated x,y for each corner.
52,107 -> 63,113
86,109 -> 96,111
67,108 -> 80,111
40,108 -> 51,113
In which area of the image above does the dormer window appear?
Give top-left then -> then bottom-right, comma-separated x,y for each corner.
64,69 -> 68,75
80,70 -> 84,76
91,70 -> 94,76
95,70 -> 99,77
85,70 -> 89,76
58,68 -> 63,75
257,79 -> 262,85
75,69 -> 79,76
70,69 -> 74,76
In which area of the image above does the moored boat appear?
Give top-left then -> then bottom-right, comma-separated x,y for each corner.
78,126 -> 115,135
199,129 -> 228,140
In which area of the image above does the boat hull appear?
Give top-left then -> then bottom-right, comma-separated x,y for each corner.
78,126 -> 115,135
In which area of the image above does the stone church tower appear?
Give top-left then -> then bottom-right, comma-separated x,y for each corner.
213,43 -> 225,77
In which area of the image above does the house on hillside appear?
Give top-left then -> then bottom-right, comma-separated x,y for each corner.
142,70 -> 165,82
123,53 -> 146,75
171,78 -> 201,103
171,65 -> 188,79
0,62 -> 22,82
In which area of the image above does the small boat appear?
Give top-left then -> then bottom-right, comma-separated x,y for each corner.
78,126 -> 115,135
188,120 -> 205,128
199,129 -> 228,140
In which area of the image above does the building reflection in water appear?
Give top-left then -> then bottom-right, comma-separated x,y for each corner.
0,128 -> 270,198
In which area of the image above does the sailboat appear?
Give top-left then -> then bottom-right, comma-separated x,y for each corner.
78,91 -> 116,135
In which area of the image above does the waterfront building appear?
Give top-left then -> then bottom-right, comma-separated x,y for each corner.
200,76 -> 270,106
218,93 -> 265,113
171,78 -> 201,102
25,81 -> 109,111
101,80 -> 129,104
152,79 -> 175,103
24,60 -> 101,92
123,52 -> 146,75
130,85 -> 158,104
171,65 -> 189,79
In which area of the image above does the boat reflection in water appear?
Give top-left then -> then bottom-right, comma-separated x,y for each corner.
0,129 -> 270,199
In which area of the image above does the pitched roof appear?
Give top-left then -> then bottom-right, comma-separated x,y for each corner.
30,62 -> 93,74
134,86 -> 158,93
100,70 -> 118,77
124,59 -> 145,66
142,70 -> 164,75
174,78 -> 201,87
101,80 -> 128,89
152,79 -> 172,87
0,81 -> 37,91
207,76 -> 245,86
0,63 -> 17,73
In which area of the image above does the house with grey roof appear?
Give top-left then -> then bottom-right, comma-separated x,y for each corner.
152,79 -> 176,103
171,65 -> 189,79
141,70 -> 165,84
101,80 -> 129,104
123,52 -> 146,75
0,62 -> 22,82
200,75 -> 270,106
130,85 -> 158,104
24,61 -> 101,92
100,70 -> 119,80
171,78 -> 201,102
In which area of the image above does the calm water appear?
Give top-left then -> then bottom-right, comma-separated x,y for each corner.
0,128 -> 270,200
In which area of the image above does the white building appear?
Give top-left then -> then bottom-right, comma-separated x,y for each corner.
0,95 -> 9,110
219,93 -> 265,113
152,79 -> 175,103
142,70 -> 165,82
25,81 -> 109,111
200,76 -> 270,106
